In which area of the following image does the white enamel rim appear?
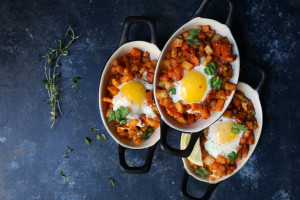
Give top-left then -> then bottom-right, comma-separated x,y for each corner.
153,17 -> 240,133
99,41 -> 161,149
181,82 -> 263,184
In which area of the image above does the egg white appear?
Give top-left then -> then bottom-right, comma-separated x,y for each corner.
112,79 -> 157,126
204,117 -> 243,159
169,64 -> 213,104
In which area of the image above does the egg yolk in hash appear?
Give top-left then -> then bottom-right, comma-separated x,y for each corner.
121,80 -> 146,106
213,121 -> 239,143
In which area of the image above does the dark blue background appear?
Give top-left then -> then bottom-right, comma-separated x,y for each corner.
0,0 -> 299,199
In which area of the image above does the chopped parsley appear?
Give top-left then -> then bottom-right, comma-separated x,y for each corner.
204,62 -> 218,75
95,133 -> 107,142
108,178 -> 115,187
167,87 -> 176,95
141,127 -> 154,140
108,106 -> 130,125
60,170 -> 68,181
195,168 -> 209,178
231,124 -> 247,134
184,29 -> 201,45
72,76 -> 81,92
209,76 -> 223,90
85,137 -> 91,145
228,151 -> 239,162
90,127 -> 99,132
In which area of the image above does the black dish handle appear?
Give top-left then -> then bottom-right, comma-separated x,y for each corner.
191,0 -> 236,28
118,142 -> 158,174
116,16 -> 159,174
160,120 -> 202,158
240,64 -> 266,94
119,16 -> 158,47
181,170 -> 220,200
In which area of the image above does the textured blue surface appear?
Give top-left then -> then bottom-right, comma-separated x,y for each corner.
0,0 -> 299,199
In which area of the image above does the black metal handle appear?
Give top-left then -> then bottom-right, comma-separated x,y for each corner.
119,16 -> 158,47
181,170 -> 219,200
240,64 -> 266,95
191,0 -> 236,28
160,120 -> 202,158
118,142 -> 158,174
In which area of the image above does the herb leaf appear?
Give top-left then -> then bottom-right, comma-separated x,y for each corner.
90,127 -> 99,132
95,133 -> 107,142
141,127 -> 154,140
204,62 -> 218,75
184,29 -> 201,45
108,178 -> 115,187
195,168 -> 209,178
60,170 -> 68,181
231,124 -> 247,134
72,76 -> 81,92
108,106 -> 130,125
228,151 -> 239,162
167,87 -> 176,95
85,137 -> 91,145
39,24 -> 80,132
209,76 -> 223,90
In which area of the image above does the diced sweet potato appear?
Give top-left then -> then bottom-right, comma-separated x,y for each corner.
200,106 -> 211,119
145,91 -> 153,106
187,114 -> 195,124
107,86 -> 119,96
159,97 -> 173,107
232,96 -> 241,107
215,99 -> 225,111
215,90 -> 227,100
181,60 -> 194,71
172,38 -> 183,48
190,54 -> 200,66
175,101 -> 184,113
171,47 -> 178,58
223,111 -> 232,118
191,103 -> 202,111
202,25 -> 210,32
103,97 -> 112,103
131,48 -> 142,58
246,133 -> 255,145
217,155 -> 226,165
212,40 -> 222,56
156,89 -> 169,99
173,67 -> 183,81
245,121 -> 253,130
204,44 -> 213,55
224,82 -> 236,91
182,31 -> 189,38
205,30 -> 215,38
146,72 -> 154,83
120,73 -> 133,83
225,55 -> 237,62
221,44 -> 232,57
202,55 -> 212,66
111,78 -> 121,88
197,32 -> 206,40
203,155 -> 215,166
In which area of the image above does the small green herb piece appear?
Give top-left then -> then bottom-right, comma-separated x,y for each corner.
60,170 -> 68,181
228,151 -> 239,162
39,24 -> 80,132
108,106 -> 130,125
95,134 -> 107,142
209,76 -> 223,90
108,178 -> 115,187
72,76 -> 81,92
204,62 -> 218,75
167,87 -> 176,95
184,29 -> 201,45
85,137 -> 91,145
98,145 -> 102,149
90,127 -> 99,132
62,146 -> 72,158
67,146 -> 72,152
141,127 -> 154,140
231,124 -> 247,134
195,168 -> 209,178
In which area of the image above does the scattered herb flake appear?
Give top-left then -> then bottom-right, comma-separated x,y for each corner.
85,137 -> 91,145
98,145 -> 102,149
195,168 -> 209,178
67,146 -> 72,152
228,151 -> 239,162
60,170 -> 68,181
95,134 -> 107,142
231,124 -> 247,134
90,127 -> 99,132
72,76 -> 81,92
108,178 -> 115,187
167,87 -> 176,95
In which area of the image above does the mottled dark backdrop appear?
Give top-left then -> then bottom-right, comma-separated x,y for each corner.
0,0 -> 299,199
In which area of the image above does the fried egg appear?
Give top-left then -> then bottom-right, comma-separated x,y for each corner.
112,79 -> 157,125
170,65 -> 213,104
204,117 -> 243,159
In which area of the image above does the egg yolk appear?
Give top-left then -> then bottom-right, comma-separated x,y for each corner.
180,70 -> 207,103
121,80 -> 146,106
213,121 -> 238,143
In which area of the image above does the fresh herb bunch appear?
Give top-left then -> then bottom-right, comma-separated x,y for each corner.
39,24 -> 80,131
231,124 -> 247,134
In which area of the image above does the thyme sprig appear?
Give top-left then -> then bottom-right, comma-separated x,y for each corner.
39,24 -> 80,131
